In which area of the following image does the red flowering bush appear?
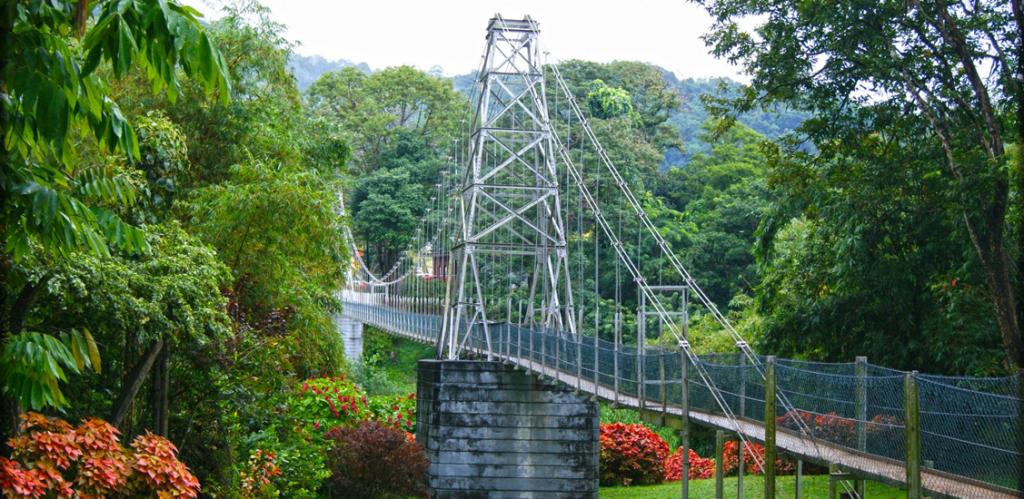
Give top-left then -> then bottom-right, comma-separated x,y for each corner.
368,392 -> 416,433
599,423 -> 669,486
777,409 -> 856,446
322,421 -> 428,498
0,412 -> 199,498
290,376 -> 417,433
777,409 -> 901,450
663,448 -> 715,480
721,441 -> 794,475
240,449 -> 282,498
292,375 -> 369,431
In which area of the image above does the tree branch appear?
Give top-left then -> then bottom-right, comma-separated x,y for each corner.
110,338 -> 164,430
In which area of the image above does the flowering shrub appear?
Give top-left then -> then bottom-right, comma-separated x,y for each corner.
241,424 -> 329,499
240,449 -> 282,498
663,448 -> 715,480
0,412 -> 199,498
368,392 -> 416,433
777,410 -> 901,449
322,421 -> 428,498
599,423 -> 669,486
282,377 -> 422,497
290,376 -> 416,433
721,441 -> 794,475
292,375 -> 369,430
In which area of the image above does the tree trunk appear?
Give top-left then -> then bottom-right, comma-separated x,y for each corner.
1013,0 -> 1024,374
7,274 -> 51,335
151,340 -> 169,436
927,0 -> 1021,370
110,338 -> 164,429
982,246 -> 1023,368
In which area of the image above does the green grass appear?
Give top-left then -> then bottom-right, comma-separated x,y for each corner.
358,327 -> 435,395
600,475 -> 905,498
384,337 -> 434,390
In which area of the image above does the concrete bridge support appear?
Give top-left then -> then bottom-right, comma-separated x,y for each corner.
416,360 -> 599,498
334,315 -> 364,361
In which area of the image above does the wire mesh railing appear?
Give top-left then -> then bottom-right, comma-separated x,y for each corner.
340,299 -> 1022,496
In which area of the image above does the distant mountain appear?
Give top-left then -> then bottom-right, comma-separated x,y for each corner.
660,71 -> 808,164
448,66 -> 808,167
289,54 -> 371,90
289,54 -> 806,166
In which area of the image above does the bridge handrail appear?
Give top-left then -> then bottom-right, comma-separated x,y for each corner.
339,299 -> 1023,497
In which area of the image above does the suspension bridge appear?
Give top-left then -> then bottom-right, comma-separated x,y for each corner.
337,16 -> 1022,499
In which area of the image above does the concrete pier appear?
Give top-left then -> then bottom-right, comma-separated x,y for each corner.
335,314 -> 363,361
416,360 -> 599,498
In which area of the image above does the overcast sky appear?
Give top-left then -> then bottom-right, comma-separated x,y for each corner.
197,0 -> 748,81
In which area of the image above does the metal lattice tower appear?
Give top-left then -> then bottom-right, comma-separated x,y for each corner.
438,16 -> 576,360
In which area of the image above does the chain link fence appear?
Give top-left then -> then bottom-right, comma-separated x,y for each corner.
341,301 -> 1022,496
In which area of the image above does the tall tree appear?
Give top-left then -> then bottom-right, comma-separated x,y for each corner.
307,66 -> 465,272
698,0 -> 1023,369
307,66 -> 463,174
0,0 -> 229,414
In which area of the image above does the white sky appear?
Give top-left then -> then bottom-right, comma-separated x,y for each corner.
197,0 -> 747,81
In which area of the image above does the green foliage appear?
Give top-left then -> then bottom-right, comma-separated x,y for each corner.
241,425 -> 330,499
0,0 -> 230,419
132,111 -> 191,216
697,0 -> 1021,372
2,0 -> 229,262
655,122 -> 771,307
4,220 -> 229,414
586,80 -> 635,120
354,328 -> 435,395
307,66 -> 463,174
113,1 -> 307,183
308,67 -> 463,271
553,60 -> 682,151
40,223 -> 231,349
82,0 -> 230,102
185,161 -> 347,372
0,330 -> 97,410
665,76 -> 807,162
349,165 -> 423,271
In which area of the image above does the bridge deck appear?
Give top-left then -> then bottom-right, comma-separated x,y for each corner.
517,355 -> 1016,499
346,309 -> 1020,499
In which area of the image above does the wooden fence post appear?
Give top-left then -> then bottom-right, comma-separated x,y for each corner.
659,346 -> 667,425
637,316 -> 645,410
795,459 -> 803,499
764,356 -> 777,499
680,342 -> 689,499
715,430 -> 725,499
737,355 -> 746,499
855,356 -> 867,498
905,371 -> 922,499
828,463 -> 839,499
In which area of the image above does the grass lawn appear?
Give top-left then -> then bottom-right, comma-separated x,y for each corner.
600,474 -> 905,498
380,335 -> 435,390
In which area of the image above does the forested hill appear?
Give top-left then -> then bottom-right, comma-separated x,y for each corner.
289,56 -> 805,165
661,73 -> 808,163
450,66 -> 807,165
290,54 -> 372,89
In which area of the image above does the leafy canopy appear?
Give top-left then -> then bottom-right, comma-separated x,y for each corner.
2,0 -> 230,261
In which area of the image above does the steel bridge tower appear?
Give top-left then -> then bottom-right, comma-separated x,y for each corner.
439,16 -> 576,360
